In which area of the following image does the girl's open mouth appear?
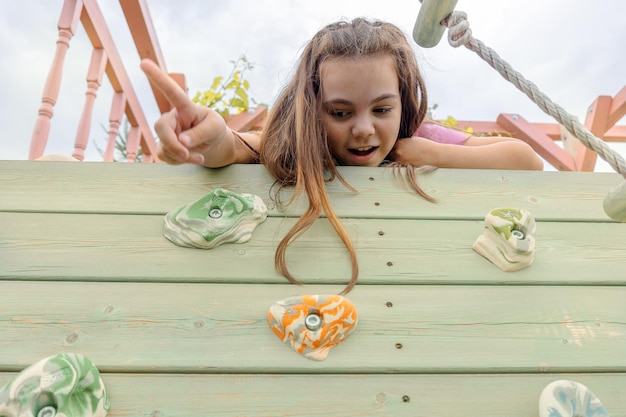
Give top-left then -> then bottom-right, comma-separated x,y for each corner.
349,146 -> 378,156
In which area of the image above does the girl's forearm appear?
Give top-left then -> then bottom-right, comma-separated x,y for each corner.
433,140 -> 544,170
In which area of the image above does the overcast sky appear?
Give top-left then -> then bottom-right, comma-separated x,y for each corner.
1,0 -> 624,171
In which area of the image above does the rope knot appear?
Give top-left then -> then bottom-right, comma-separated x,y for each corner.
444,11 -> 472,48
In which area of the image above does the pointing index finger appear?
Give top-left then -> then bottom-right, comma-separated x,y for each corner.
140,59 -> 192,111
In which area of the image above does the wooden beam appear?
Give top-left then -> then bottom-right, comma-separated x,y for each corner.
119,0 -> 166,69
607,85 -> 626,128
572,96 -> 613,172
453,121 -> 511,136
602,125 -> 626,142
455,120 -> 626,143
496,114 -> 576,171
119,0 -> 186,113
224,107 -> 268,132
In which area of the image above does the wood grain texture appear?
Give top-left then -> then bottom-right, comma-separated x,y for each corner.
2,161 -> 625,416
0,161 -> 621,220
0,281 -> 624,374
2,212 -> 625,283
1,372 -> 624,417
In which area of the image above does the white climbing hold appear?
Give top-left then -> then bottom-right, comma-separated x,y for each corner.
472,208 -> 536,272
539,380 -> 610,417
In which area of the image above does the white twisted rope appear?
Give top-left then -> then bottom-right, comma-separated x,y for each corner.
443,11 -> 626,179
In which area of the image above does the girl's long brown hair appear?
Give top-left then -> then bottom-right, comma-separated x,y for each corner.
260,18 -> 429,295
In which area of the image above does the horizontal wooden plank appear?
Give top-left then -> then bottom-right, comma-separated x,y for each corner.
1,281 -> 625,373
2,212 -> 625,284
0,161 -> 622,221
1,372 -> 625,417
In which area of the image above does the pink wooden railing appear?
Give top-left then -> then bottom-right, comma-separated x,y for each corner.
29,0 -> 184,162
29,0 -> 268,163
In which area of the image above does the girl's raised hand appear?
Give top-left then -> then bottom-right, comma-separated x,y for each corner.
140,59 -> 228,165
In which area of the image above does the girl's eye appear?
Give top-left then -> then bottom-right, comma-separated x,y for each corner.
374,107 -> 392,114
329,110 -> 350,118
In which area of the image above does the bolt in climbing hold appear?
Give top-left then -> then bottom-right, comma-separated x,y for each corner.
511,229 -> 525,240
305,313 -> 322,331
208,208 -> 222,218
38,406 -> 57,417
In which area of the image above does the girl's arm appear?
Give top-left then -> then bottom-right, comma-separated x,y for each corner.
390,135 -> 544,170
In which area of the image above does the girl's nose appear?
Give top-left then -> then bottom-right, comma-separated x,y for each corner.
351,115 -> 375,139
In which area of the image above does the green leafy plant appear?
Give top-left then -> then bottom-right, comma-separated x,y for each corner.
192,55 -> 256,117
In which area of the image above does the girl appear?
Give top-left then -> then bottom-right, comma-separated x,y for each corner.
141,18 -> 543,294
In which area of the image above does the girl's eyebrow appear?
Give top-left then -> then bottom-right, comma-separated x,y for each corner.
323,93 -> 399,107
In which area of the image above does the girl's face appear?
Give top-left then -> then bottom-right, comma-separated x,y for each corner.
320,54 -> 402,167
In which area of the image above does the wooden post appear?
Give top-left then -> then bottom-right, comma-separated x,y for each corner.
607,86 -> 626,129
125,126 -> 141,162
141,152 -> 154,163
560,124 -> 583,167
104,92 -> 126,162
72,48 -> 108,161
579,96 -> 612,171
29,0 -> 82,160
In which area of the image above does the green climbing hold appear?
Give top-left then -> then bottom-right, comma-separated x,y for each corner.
163,188 -> 268,249
0,353 -> 109,417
